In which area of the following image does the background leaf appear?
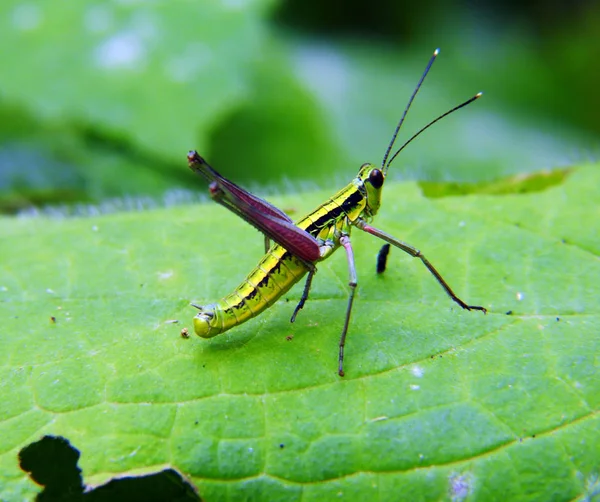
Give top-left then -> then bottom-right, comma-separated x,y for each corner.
0,0 -> 279,209
1,162 -> 598,500
0,1 -> 276,158
2,1 -> 597,211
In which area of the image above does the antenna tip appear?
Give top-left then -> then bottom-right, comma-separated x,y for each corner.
434,48 -> 440,56
475,91 -> 483,98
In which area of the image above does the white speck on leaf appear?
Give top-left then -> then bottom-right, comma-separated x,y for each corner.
449,473 -> 473,501
370,416 -> 388,422
12,3 -> 42,31
410,384 -> 420,391
411,366 -> 424,378
516,292 -> 524,301
94,32 -> 146,70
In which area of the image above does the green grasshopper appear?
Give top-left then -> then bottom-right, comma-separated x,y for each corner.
188,49 -> 486,376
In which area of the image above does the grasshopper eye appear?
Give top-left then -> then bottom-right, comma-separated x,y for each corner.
369,169 -> 384,189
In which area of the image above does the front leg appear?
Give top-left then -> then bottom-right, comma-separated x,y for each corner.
355,218 -> 486,313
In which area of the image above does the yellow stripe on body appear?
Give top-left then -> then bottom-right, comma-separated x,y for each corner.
215,245 -> 310,332
297,181 -> 367,240
202,178 -> 368,335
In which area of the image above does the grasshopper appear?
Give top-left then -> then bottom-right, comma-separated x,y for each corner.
188,49 -> 486,376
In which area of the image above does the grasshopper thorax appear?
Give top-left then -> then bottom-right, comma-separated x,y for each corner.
356,162 -> 385,219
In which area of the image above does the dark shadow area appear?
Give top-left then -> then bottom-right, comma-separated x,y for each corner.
0,101 -> 189,214
19,435 -> 201,502
419,168 -> 572,198
18,436 -> 84,501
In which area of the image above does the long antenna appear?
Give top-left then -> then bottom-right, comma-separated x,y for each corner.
385,92 -> 482,169
381,48 -> 439,173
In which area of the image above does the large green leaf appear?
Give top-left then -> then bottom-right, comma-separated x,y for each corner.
0,0 -> 281,209
2,0 -> 590,210
0,0 -> 275,160
0,162 -> 598,500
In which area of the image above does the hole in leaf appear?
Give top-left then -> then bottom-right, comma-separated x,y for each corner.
19,435 -> 201,501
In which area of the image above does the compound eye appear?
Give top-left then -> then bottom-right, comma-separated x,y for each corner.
369,169 -> 384,189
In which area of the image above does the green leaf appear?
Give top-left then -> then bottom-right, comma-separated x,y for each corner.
0,0 -> 280,208
3,6 -> 590,210
1,163 -> 598,500
2,5 -> 590,212
0,0 -> 275,160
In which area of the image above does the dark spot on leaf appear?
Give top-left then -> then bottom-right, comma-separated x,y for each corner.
506,310 -> 513,315
556,317 -> 560,321
50,316 -> 56,323
19,435 -> 202,501
279,444 -> 285,449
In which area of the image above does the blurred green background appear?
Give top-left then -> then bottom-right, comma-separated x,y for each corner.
0,0 -> 598,214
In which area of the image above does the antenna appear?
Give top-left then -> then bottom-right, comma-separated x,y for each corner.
385,92 -> 483,169
381,48 -> 439,173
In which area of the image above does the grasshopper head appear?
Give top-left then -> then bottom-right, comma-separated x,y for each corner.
192,305 -> 223,338
357,163 -> 385,218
